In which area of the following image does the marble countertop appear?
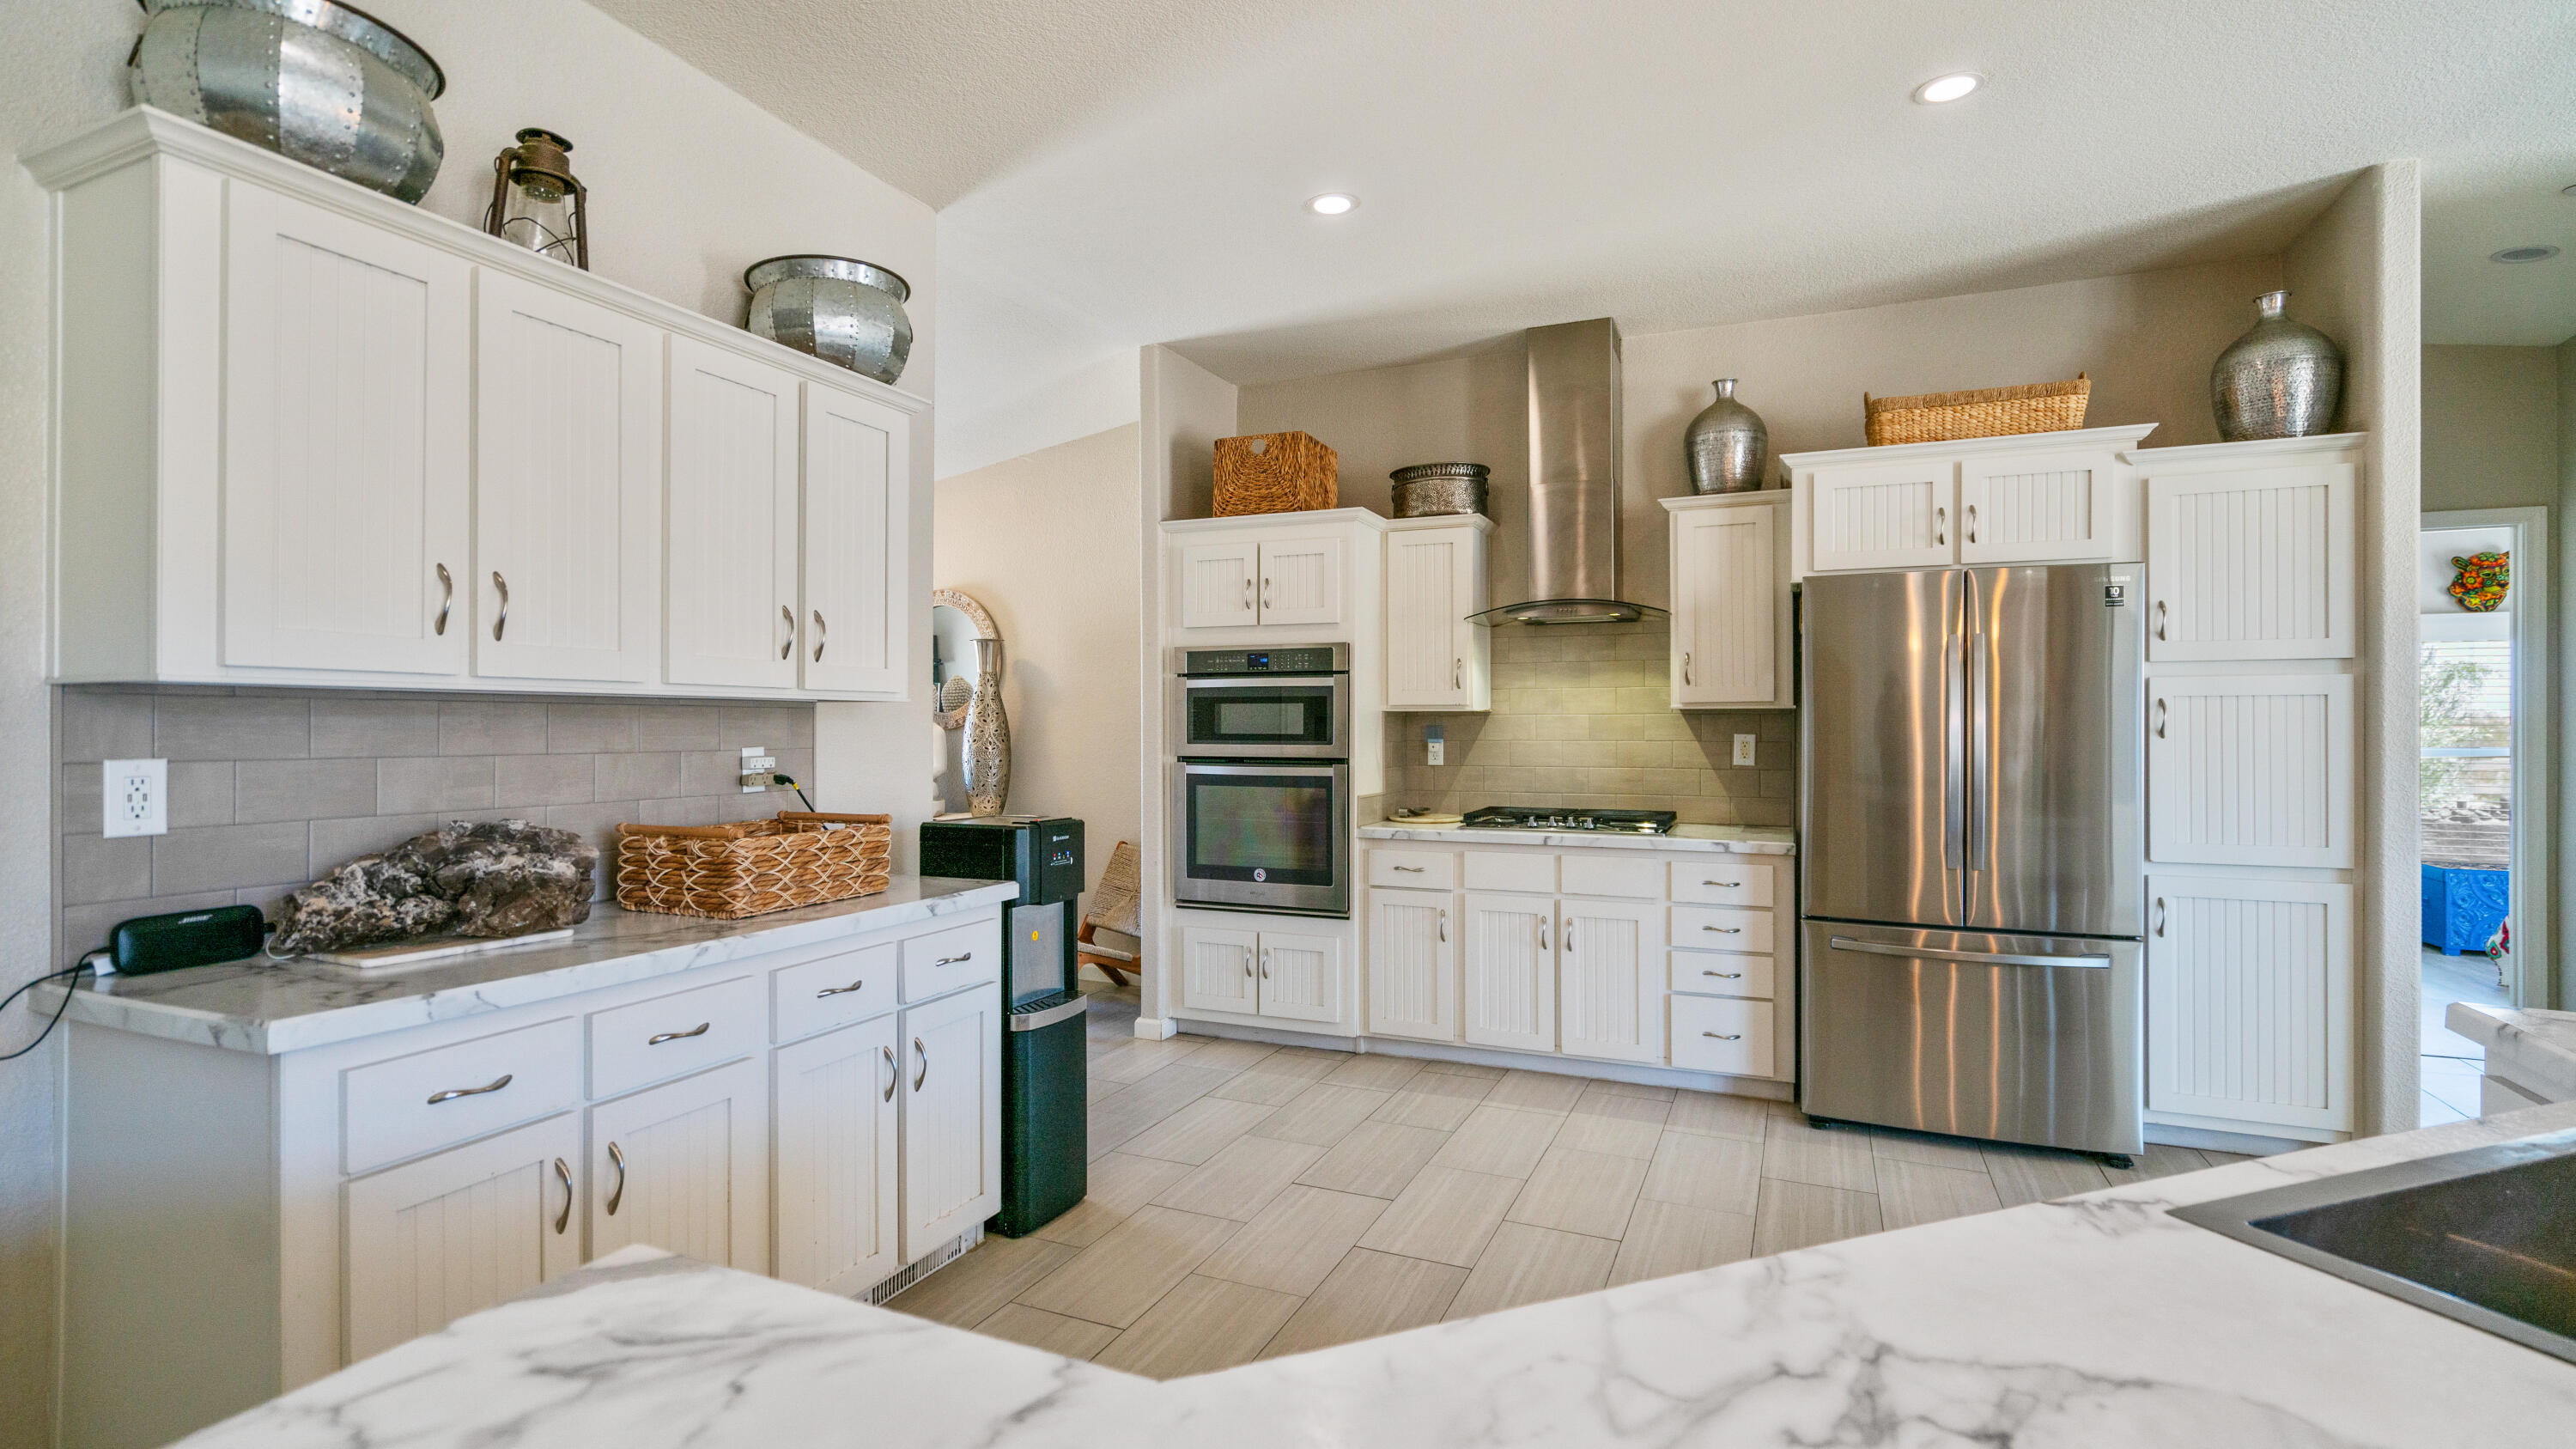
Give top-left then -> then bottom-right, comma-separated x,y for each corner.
182,1102 -> 2576,1448
39,877 -> 1018,1055
1360,820 -> 1796,855
2449,1002 -> 2576,1102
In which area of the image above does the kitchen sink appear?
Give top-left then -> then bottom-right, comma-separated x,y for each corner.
2173,1128 -> 2576,1364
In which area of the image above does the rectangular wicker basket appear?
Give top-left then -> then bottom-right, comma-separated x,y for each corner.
1214,430 -> 1338,515
1865,374 -> 2089,447
616,812 -> 892,920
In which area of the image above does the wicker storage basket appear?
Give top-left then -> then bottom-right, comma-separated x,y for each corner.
1214,431 -> 1338,515
616,812 -> 892,920
1864,374 -> 2089,447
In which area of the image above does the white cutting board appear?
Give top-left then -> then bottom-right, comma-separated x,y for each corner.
307,928 -> 575,969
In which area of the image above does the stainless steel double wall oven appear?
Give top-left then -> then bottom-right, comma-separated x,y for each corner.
1170,645 -> 1352,916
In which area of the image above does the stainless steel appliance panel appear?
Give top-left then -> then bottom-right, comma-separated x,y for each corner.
1169,761 -> 1351,916
1965,566 -> 2144,937
1171,648 -> 1350,761
1801,568 -> 1966,928
1800,920 -> 2142,1156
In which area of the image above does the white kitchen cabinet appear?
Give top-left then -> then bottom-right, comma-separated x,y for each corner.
1180,924 -> 1261,1014
1178,539 -> 1261,629
665,337 -> 802,690
222,180 -> 472,676
772,1014 -> 902,1295
801,381 -> 911,696
1665,492 -> 1790,709
2144,460 -> 2356,661
900,983 -> 1004,1256
1557,898 -> 1664,1064
1174,529 -> 1354,630
2147,873 -> 2354,1135
1460,892 -> 1555,1053
2148,673 -> 2354,868
1957,447 -> 2119,564
1806,456 -> 1956,572
1784,426 -> 2157,578
343,1113 -> 582,1363
1384,519 -> 1492,709
587,1056 -> 769,1269
1368,888 -> 1457,1042
1177,922 -> 1344,1025
471,268 -> 662,684
1257,536 -> 1346,625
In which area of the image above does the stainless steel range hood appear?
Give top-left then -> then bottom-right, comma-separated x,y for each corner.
1474,317 -> 1662,625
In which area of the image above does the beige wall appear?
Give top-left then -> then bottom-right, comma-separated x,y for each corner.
933,424 -> 1145,914
2423,345 -> 2561,512
2560,337 -> 2576,1010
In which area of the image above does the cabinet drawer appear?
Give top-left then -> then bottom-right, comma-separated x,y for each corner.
1369,849 -> 1458,890
1671,859 -> 1773,907
1558,854 -> 1662,899
1670,950 -> 1775,1001
1463,850 -> 1555,894
901,918 -> 1001,1002
1671,995 -> 1775,1077
774,939 -> 899,1042
1672,904 -> 1774,954
343,1017 -> 581,1175
590,974 -> 762,1099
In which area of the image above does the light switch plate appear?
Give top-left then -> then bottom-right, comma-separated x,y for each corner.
103,758 -> 167,837
1732,734 -> 1758,767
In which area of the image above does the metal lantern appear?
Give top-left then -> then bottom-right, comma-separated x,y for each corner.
484,128 -> 587,268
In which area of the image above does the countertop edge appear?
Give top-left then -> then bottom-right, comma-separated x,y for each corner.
1356,822 -> 1796,855
2447,1002 -> 2576,1099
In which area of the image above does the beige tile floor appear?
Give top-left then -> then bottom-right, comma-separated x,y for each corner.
887,983 -> 2252,1379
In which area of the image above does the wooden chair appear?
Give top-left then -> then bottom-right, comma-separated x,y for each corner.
1076,841 -> 1142,989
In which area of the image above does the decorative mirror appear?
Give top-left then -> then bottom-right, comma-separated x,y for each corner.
930,588 -> 998,729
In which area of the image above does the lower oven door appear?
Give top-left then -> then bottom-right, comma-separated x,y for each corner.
1170,761 -> 1350,916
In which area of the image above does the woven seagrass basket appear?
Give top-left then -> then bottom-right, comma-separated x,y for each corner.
1864,374 -> 2089,447
616,812 -> 892,920
1213,430 -> 1338,515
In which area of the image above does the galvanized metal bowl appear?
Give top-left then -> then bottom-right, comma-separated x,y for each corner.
744,255 -> 914,386
131,0 -> 446,204
1390,462 -> 1490,518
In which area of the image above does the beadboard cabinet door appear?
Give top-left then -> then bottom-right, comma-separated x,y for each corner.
2145,464 -> 2355,661
1957,447 -> 2117,564
1669,496 -> 1788,708
1180,924 -> 1259,1014
2147,873 -> 2353,1134
1385,525 -> 1490,709
587,1057 -> 769,1269
774,1014 -> 902,1296
801,382 -> 910,696
473,269 -> 662,683
665,338 -> 801,689
1259,929 -> 1344,1024
1368,888 -> 1457,1041
1461,893 -> 1554,1053
222,181 -> 471,674
1258,538 -> 1345,624
343,1113 -> 580,1363
1178,539 -> 1260,629
2148,673 -> 2354,868
1807,458 -> 1954,571
1557,898 -> 1663,1064
901,985 -> 1003,1257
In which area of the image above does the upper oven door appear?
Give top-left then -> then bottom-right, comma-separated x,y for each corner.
1176,674 -> 1349,758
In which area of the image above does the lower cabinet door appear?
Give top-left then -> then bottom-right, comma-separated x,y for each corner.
1368,889 -> 1456,1041
1558,899 -> 1665,1064
773,1014 -> 902,1296
588,1056 -> 769,1269
1461,892 -> 1554,1052
901,984 -> 1003,1259
2147,873 -> 2354,1133
343,1113 -> 580,1363
1258,929 -> 1344,1024
1180,924 -> 1259,1014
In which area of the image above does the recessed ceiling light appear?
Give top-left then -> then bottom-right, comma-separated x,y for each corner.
1306,193 -> 1358,216
2492,245 -> 2561,263
1912,72 -> 1982,104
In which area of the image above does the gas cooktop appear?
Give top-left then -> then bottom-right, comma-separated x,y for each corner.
1460,807 -> 1678,835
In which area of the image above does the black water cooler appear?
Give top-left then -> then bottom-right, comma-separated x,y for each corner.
918,817 -> 1087,1237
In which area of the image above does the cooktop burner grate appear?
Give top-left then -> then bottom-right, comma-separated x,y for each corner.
1460,806 -> 1678,835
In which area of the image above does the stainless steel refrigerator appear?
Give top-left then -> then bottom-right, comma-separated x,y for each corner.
1800,564 -> 2145,1160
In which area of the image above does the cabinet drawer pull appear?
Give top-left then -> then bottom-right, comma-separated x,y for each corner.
1701,880 -> 1741,889
1702,1032 -> 1741,1041
881,1044 -> 897,1102
933,952 -> 973,967
817,978 -> 867,998
812,609 -> 827,662
426,1074 -> 512,1105
1703,925 -> 1743,935
1392,864 -> 1425,873
647,1021 -> 710,1046
781,604 -> 796,660
1702,970 -> 1742,979
490,571 -> 510,642
434,563 -> 453,636
913,1037 -> 928,1091
605,1141 -> 627,1215
553,1157 -> 573,1234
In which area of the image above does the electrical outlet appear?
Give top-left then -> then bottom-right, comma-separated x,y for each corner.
1732,734 -> 1758,768
739,745 -> 777,793
1427,740 -> 1445,766
103,758 -> 168,837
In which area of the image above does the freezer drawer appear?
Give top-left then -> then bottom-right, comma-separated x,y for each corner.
1800,920 -> 2141,1156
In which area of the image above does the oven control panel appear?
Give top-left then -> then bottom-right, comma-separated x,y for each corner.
1181,644 -> 1348,675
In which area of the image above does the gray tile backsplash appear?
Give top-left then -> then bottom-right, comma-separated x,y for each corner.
54,687 -> 817,967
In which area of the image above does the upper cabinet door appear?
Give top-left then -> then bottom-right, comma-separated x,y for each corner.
1178,539 -> 1260,629
666,337 -> 801,689
222,181 -> 470,674
1957,447 -> 2117,564
1671,501 -> 1783,707
1258,537 -> 1344,624
2146,464 -> 2355,661
472,269 -> 661,684
801,382 -> 911,696
1385,527 -> 1479,709
1807,458 -> 1955,571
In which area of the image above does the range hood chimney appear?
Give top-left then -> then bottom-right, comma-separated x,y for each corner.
1476,317 -> 1662,625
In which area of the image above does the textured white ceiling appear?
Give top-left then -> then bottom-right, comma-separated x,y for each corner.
593,0 -> 2576,423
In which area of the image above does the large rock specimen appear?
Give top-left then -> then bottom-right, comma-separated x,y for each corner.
270,819 -> 598,956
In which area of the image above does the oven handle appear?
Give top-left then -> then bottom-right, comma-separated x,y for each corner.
1178,676 -> 1347,689
1176,763 -> 1347,778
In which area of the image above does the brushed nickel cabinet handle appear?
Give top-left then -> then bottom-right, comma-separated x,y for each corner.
1437,908 -> 1448,943
434,563 -> 453,636
647,1021 -> 710,1046
605,1142 -> 627,1216
1702,880 -> 1741,889
1702,1032 -> 1741,1041
1453,656 -> 1462,689
1538,917 -> 1548,952
933,953 -> 974,967
1261,576 -> 1273,609
1393,864 -> 1425,873
1703,970 -> 1742,979
1563,919 -> 1574,951
2155,898 -> 2167,937
1935,505 -> 1947,547
552,1157 -> 572,1234
1704,924 -> 1743,935
1242,577 -> 1254,610
2154,698 -> 2168,739
913,1037 -> 928,1091
811,609 -> 827,662
490,572 -> 509,642
881,1044 -> 897,1102
1241,948 -> 1254,977
427,1074 -> 511,1105
1965,502 -> 1978,545
1260,947 -> 1271,980
1683,651 -> 1693,686
2155,600 -> 2168,641
817,978 -> 866,998
781,604 -> 796,660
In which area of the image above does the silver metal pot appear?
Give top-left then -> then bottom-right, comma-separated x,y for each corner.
2212,290 -> 2343,441
744,255 -> 914,386
1685,378 -> 1769,493
1390,462 -> 1489,518
131,0 -> 446,204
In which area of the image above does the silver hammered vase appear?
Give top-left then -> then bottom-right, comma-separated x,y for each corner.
1684,379 -> 1769,494
962,638 -> 1011,818
2211,290 -> 2343,441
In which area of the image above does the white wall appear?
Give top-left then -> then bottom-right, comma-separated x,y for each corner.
0,4 -> 935,1443
938,347 -> 1141,480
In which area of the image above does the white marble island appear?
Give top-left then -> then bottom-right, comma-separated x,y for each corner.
183,1103 -> 2576,1449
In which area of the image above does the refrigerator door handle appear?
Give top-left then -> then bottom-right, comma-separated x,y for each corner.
1943,594 -> 1966,873
1967,594 -> 1990,866
1827,935 -> 2112,971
